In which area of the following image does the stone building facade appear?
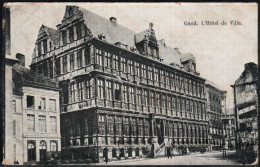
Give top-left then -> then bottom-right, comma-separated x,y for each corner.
205,81 -> 227,151
30,6 -> 209,163
222,108 -> 236,149
5,54 -> 61,165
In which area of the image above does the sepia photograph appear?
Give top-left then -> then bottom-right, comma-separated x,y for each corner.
2,2 -> 258,165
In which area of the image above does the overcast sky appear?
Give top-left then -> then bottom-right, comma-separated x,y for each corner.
8,3 -> 257,109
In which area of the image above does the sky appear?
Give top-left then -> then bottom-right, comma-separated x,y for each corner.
8,2 -> 258,109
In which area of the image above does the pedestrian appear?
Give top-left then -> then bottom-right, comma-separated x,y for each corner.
167,147 -> 172,159
104,148 -> 108,164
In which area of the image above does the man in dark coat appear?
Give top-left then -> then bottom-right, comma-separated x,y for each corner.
103,148 -> 108,164
167,147 -> 172,159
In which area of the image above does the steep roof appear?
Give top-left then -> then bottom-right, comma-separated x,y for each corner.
44,25 -> 60,46
79,6 -> 136,47
235,62 -> 258,86
158,40 -> 181,65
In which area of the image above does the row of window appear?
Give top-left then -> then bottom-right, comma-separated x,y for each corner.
27,114 -> 57,133
26,95 -> 57,111
62,22 -> 84,46
95,48 -> 204,97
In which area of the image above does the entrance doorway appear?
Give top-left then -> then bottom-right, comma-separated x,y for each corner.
156,120 -> 164,145
39,141 -> 47,162
28,141 -> 36,161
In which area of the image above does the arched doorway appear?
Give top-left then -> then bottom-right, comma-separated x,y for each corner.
50,141 -> 58,160
39,141 -> 47,162
28,141 -> 36,161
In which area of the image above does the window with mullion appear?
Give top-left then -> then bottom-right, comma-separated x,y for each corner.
78,81 -> 84,101
129,86 -> 135,104
165,72 -> 170,85
106,80 -> 112,100
96,49 -> 103,67
135,62 -> 140,76
124,117 -> 130,136
70,54 -> 75,71
86,80 -> 91,99
63,56 -> 67,73
143,89 -> 148,106
137,88 -> 142,105
77,50 -> 83,68
69,26 -> 74,43
99,115 -> 105,135
107,116 -> 114,135
160,70 -> 165,84
144,120 -> 149,136
104,52 -> 111,68
123,85 -> 128,103
116,116 -> 122,136
154,68 -> 159,82
121,57 -> 127,73
150,91 -> 154,107
70,83 -> 76,102
128,60 -> 134,75
155,93 -> 160,109
97,79 -> 104,99
148,66 -> 153,81
138,119 -> 143,136
161,94 -> 166,109
113,54 -> 119,71
76,23 -> 82,40
131,118 -> 137,136
141,64 -> 147,79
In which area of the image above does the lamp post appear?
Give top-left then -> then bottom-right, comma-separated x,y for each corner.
231,85 -> 239,153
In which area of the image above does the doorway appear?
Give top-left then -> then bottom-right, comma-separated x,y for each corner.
39,141 -> 47,162
28,141 -> 36,161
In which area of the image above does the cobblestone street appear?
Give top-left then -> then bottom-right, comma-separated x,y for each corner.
95,150 -> 240,165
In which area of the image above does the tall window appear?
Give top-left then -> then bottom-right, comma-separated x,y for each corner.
27,96 -> 34,109
63,56 -> 67,73
123,85 -> 128,103
138,119 -> 143,136
144,120 -> 149,136
49,41 -> 52,51
38,43 -> 42,56
12,100 -> 16,113
106,80 -> 112,100
186,99 -> 190,113
96,49 -> 103,66
177,97 -> 180,111
128,60 -> 134,75
76,23 -> 82,39
180,76 -> 184,90
179,123 -> 183,139
86,80 -> 91,99
99,115 -> 105,135
116,116 -> 122,135
161,94 -> 166,109
70,83 -> 76,102
114,83 -> 121,101
78,81 -> 84,101
171,73 -> 175,88
154,68 -> 159,82
131,118 -> 137,136
124,117 -> 130,136
172,96 -> 176,111
167,95 -> 171,111
107,116 -> 114,135
129,86 -> 135,104
56,58 -> 61,75
121,57 -> 127,73
50,116 -> 57,133
160,70 -> 165,84
38,97 -> 46,110
77,50 -> 83,68
85,47 -> 91,65
97,79 -> 104,99
135,62 -> 140,76
150,91 -> 154,107
165,72 -> 170,85
141,64 -> 147,79
49,99 -> 56,111
104,52 -> 111,68
27,114 -> 35,132
62,31 -> 67,45
70,54 -> 74,71
39,116 -> 46,133
69,26 -> 74,42
43,39 -> 47,53
155,93 -> 160,109
137,88 -> 142,105
176,75 -> 180,89
143,89 -> 148,106
50,142 -> 57,153
113,55 -> 119,71
174,123 -> 178,137
13,120 -> 16,136
148,66 -> 153,81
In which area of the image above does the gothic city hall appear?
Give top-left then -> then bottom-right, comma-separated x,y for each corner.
30,6 -> 209,163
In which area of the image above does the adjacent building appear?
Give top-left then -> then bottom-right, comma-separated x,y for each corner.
222,108 -> 236,149
30,6 -> 209,163
232,62 -> 258,146
205,80 -> 227,151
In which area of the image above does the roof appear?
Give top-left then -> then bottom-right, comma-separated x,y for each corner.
235,62 -> 258,86
12,63 -> 59,89
180,53 -> 195,63
79,6 -> 136,47
205,80 -> 222,91
44,25 -> 60,46
158,40 -> 181,65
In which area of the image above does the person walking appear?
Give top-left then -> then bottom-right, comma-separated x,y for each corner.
104,148 -> 108,164
167,147 -> 172,159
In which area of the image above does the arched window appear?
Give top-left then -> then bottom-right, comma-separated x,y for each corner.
50,141 -> 57,152
40,141 -> 46,150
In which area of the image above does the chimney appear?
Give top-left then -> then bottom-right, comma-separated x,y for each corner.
109,17 -> 117,25
16,53 -> 25,66
149,22 -> 153,30
245,62 -> 257,70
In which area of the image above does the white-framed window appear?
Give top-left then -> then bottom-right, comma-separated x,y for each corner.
39,116 -> 46,133
50,116 -> 57,133
27,114 -> 35,132
49,99 -> 56,111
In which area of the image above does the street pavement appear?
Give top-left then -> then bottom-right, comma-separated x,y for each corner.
95,150 -> 240,165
